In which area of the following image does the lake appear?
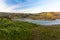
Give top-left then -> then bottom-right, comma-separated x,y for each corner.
12,18 -> 60,25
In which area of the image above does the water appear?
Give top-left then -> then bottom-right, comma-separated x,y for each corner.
12,18 -> 60,25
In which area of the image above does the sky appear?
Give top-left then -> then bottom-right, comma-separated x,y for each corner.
0,0 -> 60,13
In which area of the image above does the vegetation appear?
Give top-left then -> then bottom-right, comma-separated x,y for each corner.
0,12 -> 60,20
0,18 -> 38,40
31,25 -> 60,40
27,12 -> 56,20
0,12 -> 60,40
0,18 -> 60,40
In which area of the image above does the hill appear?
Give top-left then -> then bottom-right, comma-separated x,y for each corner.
0,12 -> 60,20
0,12 -> 32,19
27,12 -> 60,20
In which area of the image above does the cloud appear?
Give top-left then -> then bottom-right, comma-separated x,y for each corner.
15,0 -> 60,13
2,0 -> 35,12
0,0 -> 41,13
0,0 -> 14,12
0,0 -> 60,13
0,0 -> 7,12
5,0 -> 40,10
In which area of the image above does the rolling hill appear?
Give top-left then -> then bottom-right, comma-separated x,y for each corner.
0,12 -> 60,20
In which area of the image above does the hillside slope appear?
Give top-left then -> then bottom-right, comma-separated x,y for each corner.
0,18 -> 60,40
27,12 -> 60,20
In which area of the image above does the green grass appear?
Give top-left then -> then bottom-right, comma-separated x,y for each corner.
0,18 -> 60,40
0,18 -> 38,40
31,26 -> 60,40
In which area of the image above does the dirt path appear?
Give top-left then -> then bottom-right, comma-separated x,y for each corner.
31,27 -> 41,40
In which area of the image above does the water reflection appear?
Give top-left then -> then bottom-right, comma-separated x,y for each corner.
12,18 -> 60,25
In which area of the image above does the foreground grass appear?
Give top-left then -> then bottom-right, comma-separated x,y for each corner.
31,25 -> 60,40
0,18 -> 39,40
0,18 -> 60,40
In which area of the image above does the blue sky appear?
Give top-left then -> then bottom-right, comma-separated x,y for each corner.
0,0 -> 60,13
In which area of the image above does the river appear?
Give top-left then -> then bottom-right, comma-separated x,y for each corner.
12,18 -> 60,25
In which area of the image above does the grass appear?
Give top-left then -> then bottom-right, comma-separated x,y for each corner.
0,18 -> 38,40
31,26 -> 60,40
0,18 -> 60,40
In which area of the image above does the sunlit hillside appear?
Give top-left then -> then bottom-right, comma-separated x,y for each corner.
27,12 -> 60,20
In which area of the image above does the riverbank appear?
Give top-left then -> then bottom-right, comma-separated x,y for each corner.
0,18 -> 60,40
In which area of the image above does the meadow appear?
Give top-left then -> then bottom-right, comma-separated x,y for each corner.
0,18 -> 60,40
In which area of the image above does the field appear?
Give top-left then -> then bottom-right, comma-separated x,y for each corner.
0,18 -> 60,40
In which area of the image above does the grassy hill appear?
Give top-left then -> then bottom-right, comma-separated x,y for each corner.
0,12 -> 32,18
0,12 -> 60,20
0,18 -> 60,40
0,18 -> 38,40
27,12 -> 60,20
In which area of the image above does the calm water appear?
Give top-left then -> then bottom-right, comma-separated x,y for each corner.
12,18 -> 60,25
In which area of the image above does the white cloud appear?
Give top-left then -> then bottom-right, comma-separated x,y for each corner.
16,0 -> 60,13
0,0 -> 20,12
0,0 -> 11,12
0,0 -> 40,13
0,0 -> 60,13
